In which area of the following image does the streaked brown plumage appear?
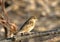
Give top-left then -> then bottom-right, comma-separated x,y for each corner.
6,16 -> 37,38
6,23 -> 17,38
18,16 -> 37,34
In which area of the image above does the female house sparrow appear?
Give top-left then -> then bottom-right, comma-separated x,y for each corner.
2,22 -> 17,38
8,23 -> 17,38
6,16 -> 37,38
17,16 -> 37,34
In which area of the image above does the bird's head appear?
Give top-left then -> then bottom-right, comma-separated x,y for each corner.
30,16 -> 38,22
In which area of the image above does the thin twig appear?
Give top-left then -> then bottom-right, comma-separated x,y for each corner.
1,0 -> 10,23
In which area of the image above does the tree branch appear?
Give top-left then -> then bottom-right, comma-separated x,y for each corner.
14,28 -> 60,41
0,28 -> 60,42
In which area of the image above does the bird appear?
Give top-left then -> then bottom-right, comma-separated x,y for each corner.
3,22 -> 17,38
17,16 -> 37,35
9,23 -> 17,37
5,23 -> 18,38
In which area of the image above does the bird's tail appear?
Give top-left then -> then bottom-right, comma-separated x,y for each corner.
14,30 -> 25,36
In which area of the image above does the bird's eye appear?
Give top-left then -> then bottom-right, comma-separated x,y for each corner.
34,17 -> 36,19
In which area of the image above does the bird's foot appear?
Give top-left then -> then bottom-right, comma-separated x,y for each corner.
7,34 -> 15,39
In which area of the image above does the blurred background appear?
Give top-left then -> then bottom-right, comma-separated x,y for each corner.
0,0 -> 60,42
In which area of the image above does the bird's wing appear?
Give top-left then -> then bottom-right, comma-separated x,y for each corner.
19,17 -> 31,30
